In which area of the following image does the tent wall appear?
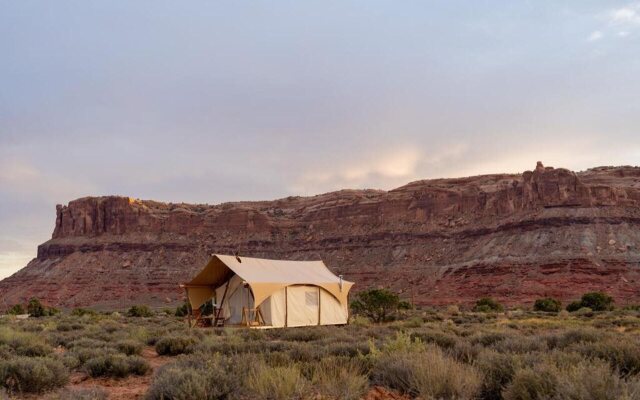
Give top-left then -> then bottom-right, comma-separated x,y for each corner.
319,287 -> 348,325
257,285 -> 348,328
286,285 -> 319,327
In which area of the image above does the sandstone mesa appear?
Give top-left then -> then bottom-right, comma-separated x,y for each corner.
1,162 -> 639,309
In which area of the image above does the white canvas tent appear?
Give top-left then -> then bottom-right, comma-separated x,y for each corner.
181,254 -> 354,328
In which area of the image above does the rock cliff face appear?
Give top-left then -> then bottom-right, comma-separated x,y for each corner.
1,163 -> 640,309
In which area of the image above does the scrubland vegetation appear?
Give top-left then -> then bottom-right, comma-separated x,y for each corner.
0,293 -> 639,399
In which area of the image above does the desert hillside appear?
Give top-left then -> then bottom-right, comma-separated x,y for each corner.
1,162 -> 640,309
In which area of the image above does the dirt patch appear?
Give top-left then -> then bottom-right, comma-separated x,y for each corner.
362,386 -> 410,400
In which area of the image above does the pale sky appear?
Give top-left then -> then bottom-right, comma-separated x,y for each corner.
1,1 -> 640,278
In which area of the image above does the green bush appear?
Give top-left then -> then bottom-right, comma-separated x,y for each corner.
475,350 -> 520,399
0,356 -> 69,394
127,305 -> 154,317
155,335 -> 197,356
533,297 -> 562,313
7,304 -> 24,315
24,298 -> 59,317
84,354 -> 149,378
581,292 -> 614,311
566,292 -> 614,312
350,289 -> 402,323
175,302 -> 189,317
473,298 -> 504,313
566,301 -> 582,312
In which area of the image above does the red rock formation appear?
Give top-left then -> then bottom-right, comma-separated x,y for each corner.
1,163 -> 639,309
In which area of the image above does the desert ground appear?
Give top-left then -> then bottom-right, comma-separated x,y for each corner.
1,301 -> 640,400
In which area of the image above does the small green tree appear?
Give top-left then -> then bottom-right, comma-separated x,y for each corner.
27,298 -> 46,317
566,292 -> 614,312
7,304 -> 25,315
350,288 -> 401,323
580,292 -> 614,311
533,297 -> 562,313
473,297 -> 504,313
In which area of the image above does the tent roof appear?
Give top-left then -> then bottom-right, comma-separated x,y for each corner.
183,254 -> 354,309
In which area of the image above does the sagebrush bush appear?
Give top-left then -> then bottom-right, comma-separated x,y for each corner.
146,355 -> 244,400
84,354 -> 149,378
0,356 -> 69,394
0,328 -> 52,357
247,362 -> 307,400
373,344 -> 481,399
310,357 -> 368,400
116,339 -> 143,356
155,335 -> 197,356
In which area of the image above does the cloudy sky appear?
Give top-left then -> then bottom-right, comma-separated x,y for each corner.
1,1 -> 640,279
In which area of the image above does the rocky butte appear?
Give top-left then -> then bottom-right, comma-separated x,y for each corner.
1,162 -> 640,309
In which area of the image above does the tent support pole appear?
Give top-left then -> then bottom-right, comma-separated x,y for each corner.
184,287 -> 192,329
284,286 -> 288,328
214,280 -> 230,327
317,287 -> 321,325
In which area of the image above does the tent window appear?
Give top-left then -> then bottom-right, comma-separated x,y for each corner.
305,290 -> 319,307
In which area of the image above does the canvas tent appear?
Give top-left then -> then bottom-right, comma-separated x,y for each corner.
181,254 -> 354,328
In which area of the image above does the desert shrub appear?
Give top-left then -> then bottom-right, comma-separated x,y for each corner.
279,327 -> 324,342
545,329 -> 603,350
155,335 -> 197,356
473,297 -> 504,313
0,328 -> 52,357
350,288 -> 401,323
572,338 -> 640,376
475,350 -> 521,400
67,346 -> 117,365
326,341 -> 370,357
25,298 -> 58,317
533,297 -> 562,313
410,331 -> 458,349
146,355 -> 243,400
7,304 -> 24,315
502,363 -> 558,400
310,357 -> 368,400
402,316 -> 423,328
471,332 -> 509,347
71,308 -> 97,317
175,302 -> 189,317
581,292 -> 615,311
27,298 -> 45,317
0,356 -> 69,394
84,354 -> 149,378
127,305 -> 154,317
116,339 -> 143,356
566,301 -> 582,312
372,344 -> 482,399
503,356 -> 640,400
247,362 -> 308,400
567,292 -> 614,313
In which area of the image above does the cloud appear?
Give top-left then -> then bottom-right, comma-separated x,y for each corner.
610,3 -> 640,24
588,31 -> 603,41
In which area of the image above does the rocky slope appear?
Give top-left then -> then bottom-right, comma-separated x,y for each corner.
1,162 -> 640,309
